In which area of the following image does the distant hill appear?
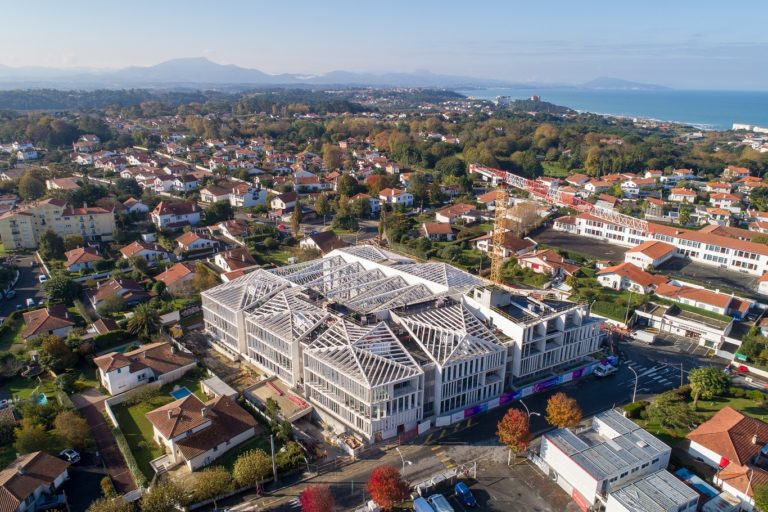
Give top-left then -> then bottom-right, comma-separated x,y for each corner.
581,77 -> 669,91
506,98 -> 574,115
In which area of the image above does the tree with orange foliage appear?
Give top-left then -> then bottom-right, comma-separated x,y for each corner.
497,407 -> 531,464
545,392 -> 583,429
366,465 -> 409,511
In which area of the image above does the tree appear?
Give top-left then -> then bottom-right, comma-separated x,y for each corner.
39,335 -> 78,372
646,390 -> 697,430
18,172 -> 45,201
688,367 -> 729,408
189,466 -> 233,506
545,392 -> 582,428
497,408 -> 531,463
315,193 -> 332,223
299,485 -> 334,512
128,255 -> 150,276
322,143 -> 343,170
0,412 -> 16,445
232,449 -> 272,488
54,410 -> 92,449
38,230 -> 65,260
97,295 -> 126,316
139,479 -> 186,512
337,175 -> 359,197
43,273 -> 82,302
14,420 -> 53,454
291,198 -> 303,235
127,302 -> 161,339
265,397 -> 280,426
366,465 -> 409,511
114,177 -> 141,198
192,261 -> 219,292
205,200 -> 234,224
86,497 -> 133,512
63,234 -> 85,251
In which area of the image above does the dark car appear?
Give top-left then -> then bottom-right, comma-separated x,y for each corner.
455,482 -> 477,507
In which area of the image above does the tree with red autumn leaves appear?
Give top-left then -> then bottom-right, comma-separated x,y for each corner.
299,485 -> 334,512
366,465 -> 409,511
497,407 -> 531,464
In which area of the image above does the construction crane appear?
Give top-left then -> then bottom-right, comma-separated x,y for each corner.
489,187 -> 508,284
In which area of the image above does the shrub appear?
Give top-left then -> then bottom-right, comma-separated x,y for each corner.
122,385 -> 160,407
623,401 -> 648,419
746,389 -> 766,402
111,427 -> 147,487
92,330 -> 130,351
729,386 -> 746,398
100,476 -> 115,497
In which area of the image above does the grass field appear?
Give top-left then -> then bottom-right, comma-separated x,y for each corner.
541,162 -> 574,177
215,434 -> 272,472
0,374 -> 57,401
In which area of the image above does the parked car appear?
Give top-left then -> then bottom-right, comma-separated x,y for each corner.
594,363 -> 618,378
427,494 -> 454,512
38,274 -> 48,283
30,260 -> 36,267
413,497 -> 435,512
25,298 -> 35,308
4,290 -> 15,299
15,304 -> 22,311
59,449 -> 81,463
455,482 -> 477,507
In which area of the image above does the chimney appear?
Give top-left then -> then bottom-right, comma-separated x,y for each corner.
143,350 -> 147,359
753,434 -> 759,445
170,345 -> 176,354
201,407 -> 207,418
167,409 -> 173,419
16,467 -> 25,476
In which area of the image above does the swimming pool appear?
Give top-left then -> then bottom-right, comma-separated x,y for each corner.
36,393 -> 47,405
169,387 -> 192,400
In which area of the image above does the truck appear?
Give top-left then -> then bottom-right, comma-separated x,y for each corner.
594,363 -> 618,378
633,330 -> 657,344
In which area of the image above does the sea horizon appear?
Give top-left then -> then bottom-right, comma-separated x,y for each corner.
456,88 -> 768,131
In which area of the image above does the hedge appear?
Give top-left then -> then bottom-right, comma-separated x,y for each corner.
623,401 -> 649,419
93,330 -> 131,351
111,427 -> 148,488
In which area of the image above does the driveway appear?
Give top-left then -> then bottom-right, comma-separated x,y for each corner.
72,389 -> 137,494
0,254 -> 45,317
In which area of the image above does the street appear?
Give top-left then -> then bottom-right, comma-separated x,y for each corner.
0,253 -> 45,318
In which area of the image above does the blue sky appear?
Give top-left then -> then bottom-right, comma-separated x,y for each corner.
3,0 -> 768,89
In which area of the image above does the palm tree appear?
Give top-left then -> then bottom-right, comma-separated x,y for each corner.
127,302 -> 161,339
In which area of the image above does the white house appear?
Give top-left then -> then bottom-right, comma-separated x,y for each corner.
94,342 -> 196,395
624,240 -> 678,269
596,262 -> 668,294
669,188 -> 697,203
123,197 -> 150,214
0,452 -> 70,512
349,193 -> 380,215
145,394 -> 257,471
421,222 -> 454,241
709,193 -> 743,213
22,305 -> 75,341
64,246 -> 102,272
379,188 -> 414,207
120,240 -> 171,264
175,231 -> 219,253
151,201 -> 202,230
172,174 -> 200,192
270,191 -> 298,212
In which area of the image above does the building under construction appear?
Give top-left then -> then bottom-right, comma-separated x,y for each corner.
202,246 -> 601,442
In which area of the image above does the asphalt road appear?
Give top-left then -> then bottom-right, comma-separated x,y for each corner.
0,254 -> 45,318
531,226 -> 629,262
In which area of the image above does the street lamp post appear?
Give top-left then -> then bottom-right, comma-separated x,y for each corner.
628,366 -> 639,403
395,447 -> 413,473
509,400 -> 541,466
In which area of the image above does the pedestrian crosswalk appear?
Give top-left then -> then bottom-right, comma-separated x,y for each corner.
624,359 -> 684,393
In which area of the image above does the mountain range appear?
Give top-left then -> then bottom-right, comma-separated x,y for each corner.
0,57 -> 668,91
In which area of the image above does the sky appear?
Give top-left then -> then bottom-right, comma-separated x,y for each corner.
3,0 -> 768,90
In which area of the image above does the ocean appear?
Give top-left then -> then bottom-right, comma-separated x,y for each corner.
455,88 -> 768,131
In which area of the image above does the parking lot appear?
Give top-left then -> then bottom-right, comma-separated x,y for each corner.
656,258 -> 759,300
532,227 -> 629,262
0,254 -> 45,318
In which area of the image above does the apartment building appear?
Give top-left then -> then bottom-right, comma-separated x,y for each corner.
554,213 -> 768,277
202,246 -> 602,442
0,198 -> 116,250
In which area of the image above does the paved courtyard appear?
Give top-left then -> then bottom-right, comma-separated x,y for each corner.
532,227 -> 629,262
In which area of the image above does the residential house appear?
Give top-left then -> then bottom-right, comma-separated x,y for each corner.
123,197 -> 150,214
299,231 -> 349,255
673,168 -> 697,181
151,201 -> 202,230
669,188 -> 697,203
706,182 -> 732,194
172,174 -> 200,192
145,394 -> 257,471
565,173 -> 590,188
435,203 -> 476,224
156,262 -> 198,296
687,407 -> 768,511
45,177 -> 80,191
213,247 -> 257,273
760,273 -> 768,296
620,177 -> 657,198
624,240 -> 678,269
94,342 -> 196,395
378,188 -> 413,207
64,246 -> 102,272
175,232 -> 219,255
0,452 -> 70,512
709,193 -> 743,213
476,190 -> 502,209
655,282 -> 751,318
421,222 -> 455,241
22,305 -> 75,341
584,180 -> 610,194
270,191 -> 298,213
349,193 -> 380,215
120,240 -> 171,264
201,182 -> 266,208
518,249 -> 580,278
596,262 -> 668,293
89,278 -> 150,310
723,165 -> 751,181
473,231 -> 536,258
214,219 -> 252,244
705,208 -> 732,226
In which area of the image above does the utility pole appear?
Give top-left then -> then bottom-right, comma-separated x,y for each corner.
270,435 -> 278,482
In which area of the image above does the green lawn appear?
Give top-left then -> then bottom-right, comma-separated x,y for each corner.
0,374 -> 57,401
111,373 -> 206,480
541,162 -> 574,177
0,445 -> 16,467
215,434 -> 272,472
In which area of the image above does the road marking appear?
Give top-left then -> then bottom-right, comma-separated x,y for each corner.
431,446 -> 441,451
446,463 -> 455,468
441,457 -> 452,463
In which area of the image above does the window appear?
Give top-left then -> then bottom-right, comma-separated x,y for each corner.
620,472 -> 628,478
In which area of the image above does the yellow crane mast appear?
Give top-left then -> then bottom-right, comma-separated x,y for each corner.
489,188 -> 508,284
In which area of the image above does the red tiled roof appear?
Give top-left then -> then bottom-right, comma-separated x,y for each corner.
687,407 -> 768,466
597,262 -> 668,288
22,305 -> 74,339
156,262 -> 196,287
64,246 -> 102,267
625,240 -> 677,260
422,222 -> 454,235
0,452 -> 69,512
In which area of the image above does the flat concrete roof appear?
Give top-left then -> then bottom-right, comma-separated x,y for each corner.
244,378 -> 312,422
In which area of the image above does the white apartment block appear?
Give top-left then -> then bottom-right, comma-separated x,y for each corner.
555,213 -> 768,277
202,246 -> 602,442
